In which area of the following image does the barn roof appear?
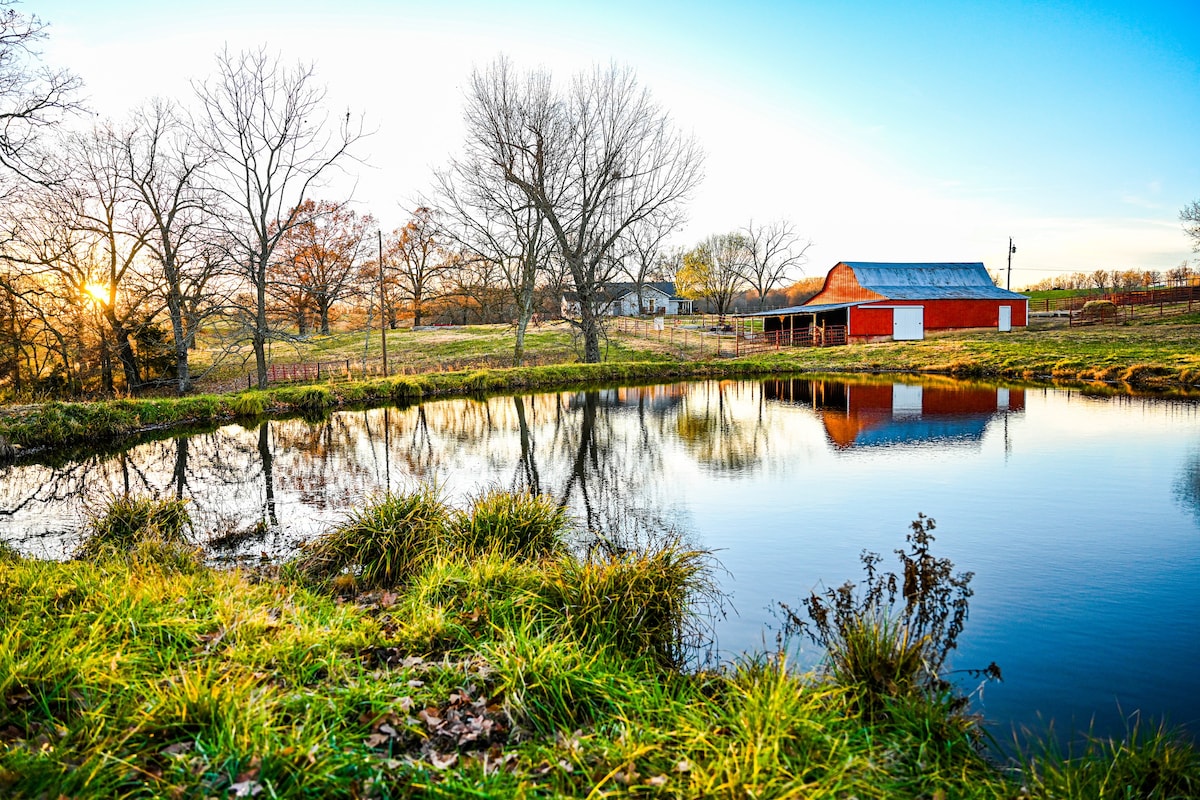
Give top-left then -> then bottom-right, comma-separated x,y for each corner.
737,301 -> 864,318
841,262 -> 1027,301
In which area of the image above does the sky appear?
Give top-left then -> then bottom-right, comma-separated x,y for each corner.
32,0 -> 1200,288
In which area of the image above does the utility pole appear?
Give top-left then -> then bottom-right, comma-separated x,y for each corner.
379,229 -> 388,378
1007,237 -> 1016,291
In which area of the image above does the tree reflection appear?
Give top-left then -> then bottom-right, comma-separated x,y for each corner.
1174,451 -> 1200,526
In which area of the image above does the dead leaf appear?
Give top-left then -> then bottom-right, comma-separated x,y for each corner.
428,751 -> 458,770
229,779 -> 263,797
647,775 -> 668,787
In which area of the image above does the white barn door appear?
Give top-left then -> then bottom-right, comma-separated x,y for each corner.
892,307 -> 925,340
998,305 -> 1012,332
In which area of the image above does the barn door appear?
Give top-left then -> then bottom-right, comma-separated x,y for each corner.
998,305 -> 1012,332
892,307 -> 924,340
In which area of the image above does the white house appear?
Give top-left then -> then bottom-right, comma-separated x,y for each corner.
561,282 -> 692,317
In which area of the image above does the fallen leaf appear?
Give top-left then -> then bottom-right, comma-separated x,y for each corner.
428,751 -> 458,770
229,779 -> 263,797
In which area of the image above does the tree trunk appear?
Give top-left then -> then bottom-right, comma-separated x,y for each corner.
579,300 -> 602,362
105,310 -> 142,393
166,291 -> 191,395
318,296 -> 331,334
254,260 -> 269,389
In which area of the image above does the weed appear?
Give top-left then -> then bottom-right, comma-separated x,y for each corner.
778,515 -> 1000,716
229,391 -> 267,417
1020,717 -> 1200,799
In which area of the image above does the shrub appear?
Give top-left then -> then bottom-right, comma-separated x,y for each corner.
292,486 -> 452,588
454,488 -> 571,559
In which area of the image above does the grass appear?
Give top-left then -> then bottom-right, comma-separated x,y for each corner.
2,492 -> 1196,798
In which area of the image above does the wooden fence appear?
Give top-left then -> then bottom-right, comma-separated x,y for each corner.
1029,285 -> 1200,313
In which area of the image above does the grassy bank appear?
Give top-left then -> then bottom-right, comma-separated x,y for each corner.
3,318 -> 1199,455
3,494 -> 1194,799
680,319 -> 1200,388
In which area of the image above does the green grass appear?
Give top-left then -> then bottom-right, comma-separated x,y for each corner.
2,493 -> 1196,798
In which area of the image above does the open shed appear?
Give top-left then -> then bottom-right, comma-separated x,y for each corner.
741,262 -> 1029,343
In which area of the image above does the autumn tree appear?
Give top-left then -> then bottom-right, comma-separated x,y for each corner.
273,199 -> 371,335
677,233 -> 749,318
462,58 -> 703,362
195,47 -> 364,389
740,219 -> 812,310
386,207 -> 456,328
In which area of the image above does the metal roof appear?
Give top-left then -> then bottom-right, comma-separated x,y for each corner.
842,262 -> 1028,301
737,301 -> 865,318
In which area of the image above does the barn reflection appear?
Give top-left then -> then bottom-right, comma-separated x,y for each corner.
763,377 -> 1024,449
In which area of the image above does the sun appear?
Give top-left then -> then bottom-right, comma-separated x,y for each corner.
84,283 -> 109,304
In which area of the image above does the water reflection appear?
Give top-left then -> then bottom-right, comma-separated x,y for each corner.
1,377 -> 1198,744
765,377 -> 1023,449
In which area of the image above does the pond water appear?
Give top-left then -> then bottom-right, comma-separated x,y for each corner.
3,376 -> 1199,745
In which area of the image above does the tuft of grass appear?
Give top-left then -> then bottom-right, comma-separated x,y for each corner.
453,488 -> 572,559
1020,718 -> 1200,799
292,487 -> 452,588
542,538 -> 715,666
229,391 -> 267,417
76,495 -> 196,568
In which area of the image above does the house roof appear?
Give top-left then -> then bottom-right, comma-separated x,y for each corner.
604,281 -> 680,300
562,282 -> 685,303
839,262 -> 1028,301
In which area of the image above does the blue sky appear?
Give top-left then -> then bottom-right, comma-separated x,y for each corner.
34,0 -> 1200,286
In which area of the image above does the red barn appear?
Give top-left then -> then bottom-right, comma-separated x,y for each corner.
745,262 -> 1029,343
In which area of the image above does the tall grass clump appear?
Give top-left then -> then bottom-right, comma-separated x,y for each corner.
229,391 -> 267,417
778,515 -> 1000,718
542,536 -> 716,666
292,486 -> 451,588
454,488 -> 571,559
76,495 -> 195,567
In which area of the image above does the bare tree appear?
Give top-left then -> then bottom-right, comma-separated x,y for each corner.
463,58 -> 703,362
740,219 -> 812,310
195,47 -> 364,389
1182,200 -> 1200,253
117,99 -> 213,394
619,215 -> 677,314
434,151 -> 553,364
59,124 -> 161,392
0,1 -> 82,189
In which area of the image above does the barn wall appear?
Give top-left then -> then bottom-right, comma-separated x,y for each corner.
850,299 -> 1027,338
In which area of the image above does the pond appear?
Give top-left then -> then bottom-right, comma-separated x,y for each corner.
3,375 -> 1199,745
